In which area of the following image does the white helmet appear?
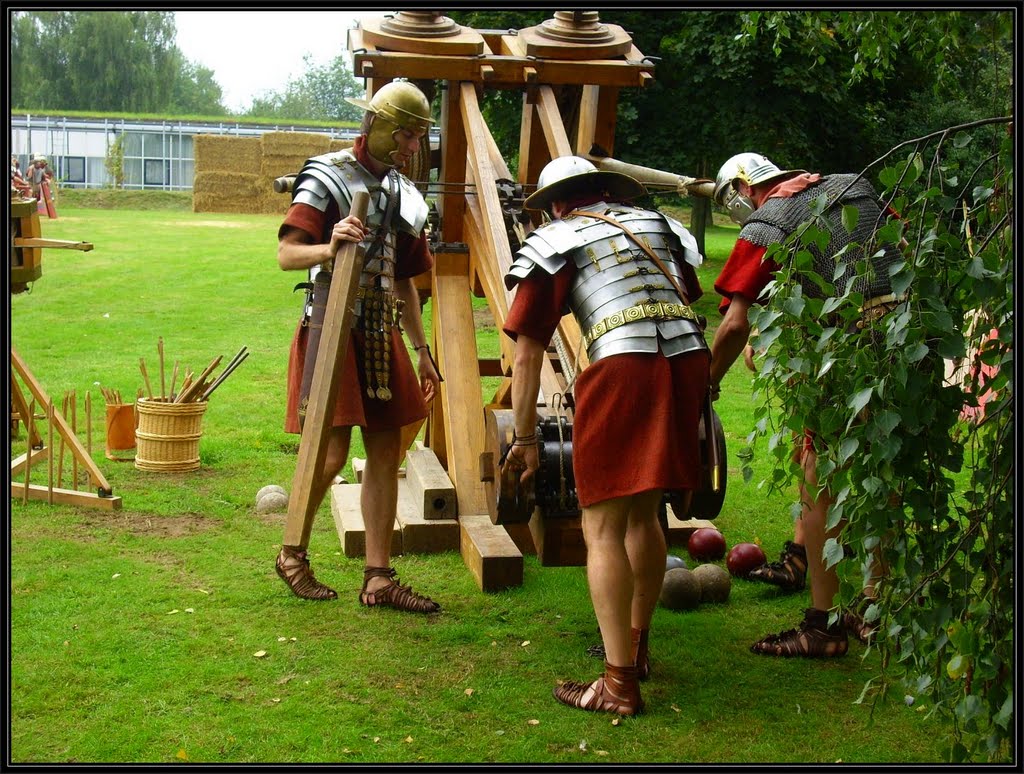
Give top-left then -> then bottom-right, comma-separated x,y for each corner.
524,155 -> 646,212
714,152 -> 804,225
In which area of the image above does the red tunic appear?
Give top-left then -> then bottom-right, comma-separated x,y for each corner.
280,198 -> 433,434
504,263 -> 709,507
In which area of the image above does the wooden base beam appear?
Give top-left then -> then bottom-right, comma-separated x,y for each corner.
460,513 -> 523,592
11,482 -> 121,510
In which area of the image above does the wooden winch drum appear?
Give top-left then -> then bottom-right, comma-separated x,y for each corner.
134,398 -> 207,473
484,403 -> 727,524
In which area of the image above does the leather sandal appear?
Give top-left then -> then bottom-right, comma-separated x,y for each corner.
843,598 -> 879,644
553,661 -> 644,716
748,540 -> 807,592
586,627 -> 650,681
751,608 -> 848,658
359,566 -> 440,614
276,545 -> 337,601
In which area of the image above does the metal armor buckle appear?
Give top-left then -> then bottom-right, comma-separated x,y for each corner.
582,299 -> 697,348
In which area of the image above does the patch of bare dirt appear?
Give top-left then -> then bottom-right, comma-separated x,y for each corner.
77,510 -> 218,538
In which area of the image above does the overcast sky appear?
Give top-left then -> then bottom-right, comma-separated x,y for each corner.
174,10 -> 390,112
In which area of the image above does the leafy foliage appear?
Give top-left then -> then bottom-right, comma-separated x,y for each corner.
10,10 -> 226,115
241,54 -> 365,123
743,118 -> 1014,762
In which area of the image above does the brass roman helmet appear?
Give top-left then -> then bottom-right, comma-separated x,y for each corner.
345,80 -> 433,167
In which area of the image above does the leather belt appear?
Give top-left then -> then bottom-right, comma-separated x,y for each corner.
582,299 -> 697,348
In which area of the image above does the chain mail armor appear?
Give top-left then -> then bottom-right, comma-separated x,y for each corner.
291,149 -> 429,400
740,174 -> 901,301
505,202 -> 708,364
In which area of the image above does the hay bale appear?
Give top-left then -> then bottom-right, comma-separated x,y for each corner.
330,139 -> 354,153
193,135 -> 261,174
260,131 -> 331,157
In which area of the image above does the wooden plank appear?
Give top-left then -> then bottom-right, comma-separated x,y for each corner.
460,513 -> 524,592
593,84 -> 620,157
529,511 -> 587,567
664,506 -> 716,548
439,86 -> 467,244
396,479 -> 460,554
282,192 -> 370,548
536,86 -> 574,158
575,84 -> 600,156
10,447 -> 48,478
330,483 -> 402,559
349,49 -> 655,88
10,482 -> 121,510
431,259 -> 488,515
502,522 -> 536,556
404,448 -> 456,521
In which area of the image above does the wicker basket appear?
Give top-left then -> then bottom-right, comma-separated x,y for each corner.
134,398 -> 207,473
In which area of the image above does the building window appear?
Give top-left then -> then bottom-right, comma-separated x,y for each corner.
144,158 -> 167,187
62,156 -> 86,184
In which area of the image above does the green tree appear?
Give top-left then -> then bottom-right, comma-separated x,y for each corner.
738,9 -> 1014,761
10,10 -> 227,114
242,54 -> 364,122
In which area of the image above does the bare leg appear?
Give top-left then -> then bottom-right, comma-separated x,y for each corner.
798,448 -> 839,611
583,495 -> 634,667
360,426 -> 402,594
276,427 -> 351,599
625,489 -> 666,630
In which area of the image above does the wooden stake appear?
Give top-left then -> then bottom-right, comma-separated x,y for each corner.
24,399 -> 35,504
139,357 -> 153,399
47,400 -> 54,504
169,360 -> 180,401
158,337 -> 166,399
86,390 -> 92,458
71,389 -> 78,490
175,355 -> 222,403
56,392 -> 68,488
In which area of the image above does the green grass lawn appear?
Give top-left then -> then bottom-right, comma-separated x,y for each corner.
8,205 -> 957,764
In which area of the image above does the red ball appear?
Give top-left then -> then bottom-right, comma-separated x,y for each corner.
727,542 -> 768,578
687,528 -> 727,562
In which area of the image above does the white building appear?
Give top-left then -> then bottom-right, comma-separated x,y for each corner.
10,113 -> 365,191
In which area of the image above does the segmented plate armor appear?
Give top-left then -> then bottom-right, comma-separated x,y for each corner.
505,202 -> 708,363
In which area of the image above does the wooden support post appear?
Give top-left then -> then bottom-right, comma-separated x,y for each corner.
404,448 -> 456,520
282,192 -> 370,549
331,483 -> 402,559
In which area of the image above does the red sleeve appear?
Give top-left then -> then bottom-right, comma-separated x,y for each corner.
713,239 -> 780,315
502,264 -> 575,345
395,231 -> 433,279
278,202 -> 333,243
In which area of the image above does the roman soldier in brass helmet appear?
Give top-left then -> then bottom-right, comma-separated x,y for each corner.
345,79 -> 434,168
274,78 -> 441,613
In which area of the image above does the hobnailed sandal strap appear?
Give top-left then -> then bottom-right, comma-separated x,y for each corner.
553,661 -> 643,716
748,540 -> 807,592
276,545 -> 337,601
751,608 -> 848,658
359,566 -> 440,614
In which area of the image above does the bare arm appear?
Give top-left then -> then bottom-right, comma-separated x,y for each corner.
709,293 -> 754,394
395,276 -> 439,403
502,333 -> 546,483
276,215 -> 366,272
